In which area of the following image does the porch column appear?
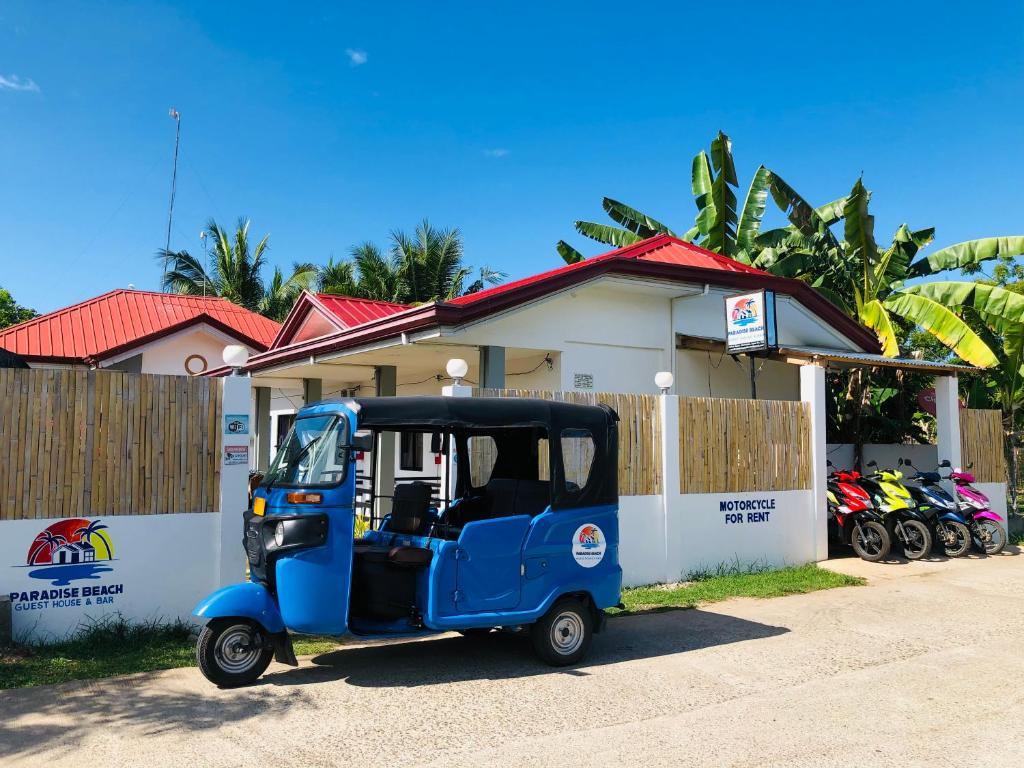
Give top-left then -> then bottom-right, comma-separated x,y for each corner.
218,374 -> 252,586
441,375 -> 472,510
374,366 -> 397,518
800,363 -> 829,562
254,386 -> 272,471
478,345 -> 506,389
935,376 -> 962,493
302,377 -> 322,405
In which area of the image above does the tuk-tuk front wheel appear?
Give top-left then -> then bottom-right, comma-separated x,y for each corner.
196,617 -> 273,688
531,597 -> 593,666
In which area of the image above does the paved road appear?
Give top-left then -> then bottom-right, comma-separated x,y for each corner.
3,548 -> 1023,768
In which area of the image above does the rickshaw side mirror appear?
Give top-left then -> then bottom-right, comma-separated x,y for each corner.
351,434 -> 374,452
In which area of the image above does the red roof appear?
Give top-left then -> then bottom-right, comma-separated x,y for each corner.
218,235 -> 880,375
448,236 -> 767,307
315,295 -> 410,326
0,289 -> 280,364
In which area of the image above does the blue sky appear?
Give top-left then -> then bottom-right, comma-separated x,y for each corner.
2,1 -> 1022,314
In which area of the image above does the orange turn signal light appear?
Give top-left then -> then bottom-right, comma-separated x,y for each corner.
252,497 -> 266,516
286,492 -> 323,504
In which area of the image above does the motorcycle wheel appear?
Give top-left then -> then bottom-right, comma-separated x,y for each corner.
939,521 -> 971,558
977,520 -> 1006,555
852,521 -> 890,562
900,519 -> 932,560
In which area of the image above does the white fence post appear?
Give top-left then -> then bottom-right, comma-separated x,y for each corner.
659,395 -> 680,583
800,364 -> 829,562
935,375 -> 962,486
218,374 -> 252,586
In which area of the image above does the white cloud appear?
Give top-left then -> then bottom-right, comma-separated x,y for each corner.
483,148 -> 509,158
345,48 -> 368,66
0,74 -> 39,92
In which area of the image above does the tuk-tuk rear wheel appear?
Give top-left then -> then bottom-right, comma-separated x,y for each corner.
196,617 -> 273,688
531,597 -> 593,666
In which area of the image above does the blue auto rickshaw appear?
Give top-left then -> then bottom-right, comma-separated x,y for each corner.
193,396 -> 622,686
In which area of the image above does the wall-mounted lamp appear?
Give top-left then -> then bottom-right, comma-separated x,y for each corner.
655,371 -> 674,394
223,344 -> 250,376
446,358 -> 469,386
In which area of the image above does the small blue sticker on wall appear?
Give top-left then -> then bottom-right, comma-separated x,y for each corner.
224,414 -> 249,435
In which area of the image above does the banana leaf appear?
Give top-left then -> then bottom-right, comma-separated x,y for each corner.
907,236 -> 1024,278
898,281 -> 1024,330
602,198 -> 674,238
556,240 -> 585,265
692,151 -> 715,234
883,292 -> 998,368
574,221 -> 642,247
736,166 -> 772,253
860,299 -> 900,357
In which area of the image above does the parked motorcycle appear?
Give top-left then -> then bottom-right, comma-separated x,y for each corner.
858,461 -> 933,560
826,462 -> 891,562
900,459 -> 971,558
950,466 -> 1007,555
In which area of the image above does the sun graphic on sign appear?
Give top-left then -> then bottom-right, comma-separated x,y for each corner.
26,518 -> 115,566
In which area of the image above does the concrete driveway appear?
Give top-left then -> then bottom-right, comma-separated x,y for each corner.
3,548 -> 1023,768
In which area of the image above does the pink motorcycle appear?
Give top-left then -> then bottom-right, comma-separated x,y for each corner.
950,468 -> 1007,555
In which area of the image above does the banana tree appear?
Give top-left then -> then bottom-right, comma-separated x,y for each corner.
558,132 -> 792,266
764,178 -> 1024,368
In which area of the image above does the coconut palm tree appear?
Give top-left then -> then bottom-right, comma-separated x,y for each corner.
159,218 -> 318,320
319,220 -> 505,304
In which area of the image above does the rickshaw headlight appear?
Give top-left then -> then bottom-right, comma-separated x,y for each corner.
274,522 -> 286,547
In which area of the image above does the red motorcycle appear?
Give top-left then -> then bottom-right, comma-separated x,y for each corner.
826,462 -> 891,562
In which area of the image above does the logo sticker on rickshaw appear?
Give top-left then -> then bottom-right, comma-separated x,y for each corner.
572,524 -> 606,568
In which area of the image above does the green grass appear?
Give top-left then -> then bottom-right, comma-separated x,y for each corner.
2,564 -> 862,689
613,562 -> 864,616
0,615 -> 342,690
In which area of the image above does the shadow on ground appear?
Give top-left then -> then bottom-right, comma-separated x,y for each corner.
263,607 -> 788,689
0,673 -> 313,761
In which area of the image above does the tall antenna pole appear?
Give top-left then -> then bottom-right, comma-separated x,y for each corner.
163,108 -> 181,285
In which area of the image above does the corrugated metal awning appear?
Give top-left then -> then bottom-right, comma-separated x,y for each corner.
779,345 -> 976,373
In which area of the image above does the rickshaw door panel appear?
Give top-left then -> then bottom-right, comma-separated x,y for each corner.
454,516 -> 530,612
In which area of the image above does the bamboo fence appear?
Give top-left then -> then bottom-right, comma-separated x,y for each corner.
475,389 -> 662,496
0,368 -> 222,520
678,396 -> 811,494
959,408 -> 1005,483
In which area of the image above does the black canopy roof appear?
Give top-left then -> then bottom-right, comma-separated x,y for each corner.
341,396 -> 619,432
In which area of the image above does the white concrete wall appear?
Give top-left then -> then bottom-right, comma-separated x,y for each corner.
675,350 -> 799,400
3,513 -> 222,641
100,325 -> 262,377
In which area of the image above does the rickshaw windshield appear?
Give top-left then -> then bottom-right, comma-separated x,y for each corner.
262,414 -> 350,488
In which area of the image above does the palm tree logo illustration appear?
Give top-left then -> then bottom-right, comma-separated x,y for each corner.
29,531 -> 68,564
74,520 -> 113,559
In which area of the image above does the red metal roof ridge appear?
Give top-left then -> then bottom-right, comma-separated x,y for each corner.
315,293 -> 411,309
226,250 -> 878,376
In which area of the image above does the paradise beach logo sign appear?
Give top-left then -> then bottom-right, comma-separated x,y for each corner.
571,523 -> 606,568
725,290 -> 777,353
10,518 -> 125,613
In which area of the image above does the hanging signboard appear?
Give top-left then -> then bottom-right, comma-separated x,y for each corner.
725,290 -> 778,353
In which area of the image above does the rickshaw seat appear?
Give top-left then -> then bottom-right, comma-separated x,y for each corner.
388,482 -> 434,535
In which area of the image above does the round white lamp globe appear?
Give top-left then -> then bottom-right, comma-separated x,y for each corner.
223,344 -> 250,371
446,358 -> 469,382
654,371 -> 674,393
